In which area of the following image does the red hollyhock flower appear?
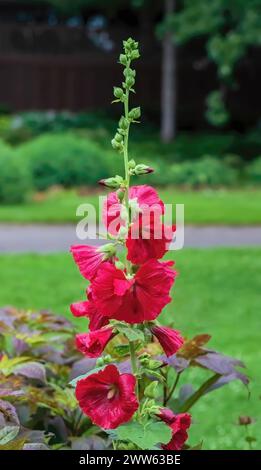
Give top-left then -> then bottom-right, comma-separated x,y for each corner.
159,409 -> 191,450
70,288 -> 109,331
91,259 -> 176,324
75,326 -> 115,358
103,185 -> 164,235
151,325 -> 184,357
126,213 -> 175,264
75,364 -> 138,429
70,244 -> 116,281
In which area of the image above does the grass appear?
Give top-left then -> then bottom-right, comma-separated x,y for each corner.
0,187 -> 260,225
0,248 -> 260,449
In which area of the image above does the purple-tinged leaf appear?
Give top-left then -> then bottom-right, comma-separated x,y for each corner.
69,358 -> 97,381
195,351 -> 246,375
0,389 -> 24,399
158,354 -> 190,373
0,399 -> 20,427
13,362 -> 46,383
13,337 -> 29,355
117,360 -> 132,374
0,308 -> 16,330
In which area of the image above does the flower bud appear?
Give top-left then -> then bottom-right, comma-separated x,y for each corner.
111,139 -> 123,151
116,188 -> 125,202
128,159 -> 136,169
114,132 -> 123,143
119,54 -> 127,65
147,359 -> 162,370
99,243 -> 117,260
144,381 -> 158,399
128,107 -> 141,120
113,87 -> 124,99
96,357 -> 105,367
104,354 -> 112,364
99,176 -> 123,189
126,76 -> 135,88
130,49 -> 140,60
119,116 -> 129,130
134,164 -> 154,175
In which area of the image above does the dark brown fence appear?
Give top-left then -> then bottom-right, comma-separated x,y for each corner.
0,24 -> 259,128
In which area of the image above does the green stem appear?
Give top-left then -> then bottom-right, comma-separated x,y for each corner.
123,60 -> 131,274
164,372 -> 181,405
122,58 -> 139,400
129,340 -> 139,398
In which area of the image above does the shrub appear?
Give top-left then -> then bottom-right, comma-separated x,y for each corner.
0,140 -> 32,203
247,156 -> 261,183
19,133 -> 122,190
141,155 -> 239,187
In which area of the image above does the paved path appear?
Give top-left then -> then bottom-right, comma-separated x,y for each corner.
0,224 -> 260,253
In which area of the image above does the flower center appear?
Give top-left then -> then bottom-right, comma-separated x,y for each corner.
107,384 -> 118,400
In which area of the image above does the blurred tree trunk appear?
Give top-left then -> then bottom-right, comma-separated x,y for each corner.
161,0 -> 176,143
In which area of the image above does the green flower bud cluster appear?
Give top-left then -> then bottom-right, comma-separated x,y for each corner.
111,39 -> 141,153
96,354 -> 112,367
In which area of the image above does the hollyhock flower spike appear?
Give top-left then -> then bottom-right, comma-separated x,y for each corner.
151,325 -> 184,357
69,38 -> 202,450
75,326 -> 115,358
159,409 -> 191,450
75,364 -> 138,429
91,259 -> 177,324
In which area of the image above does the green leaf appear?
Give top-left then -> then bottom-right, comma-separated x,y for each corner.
69,366 -> 105,388
116,420 -> 172,450
0,355 -> 31,376
0,426 -> 19,445
116,325 -> 144,342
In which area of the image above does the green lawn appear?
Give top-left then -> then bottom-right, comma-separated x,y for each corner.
0,248 -> 260,449
0,187 -> 260,225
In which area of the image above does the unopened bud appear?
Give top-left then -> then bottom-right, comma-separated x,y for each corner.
116,188 -> 125,202
99,243 -> 116,260
128,159 -> 136,169
114,132 -> 123,143
113,87 -> 124,99
126,76 -> 135,88
119,54 -> 127,66
144,381 -> 158,399
130,49 -> 140,60
96,357 -> 105,367
104,354 -> 112,364
128,107 -> 141,121
111,139 -> 123,151
99,176 -> 123,189
134,164 -> 154,175
119,116 -> 129,130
